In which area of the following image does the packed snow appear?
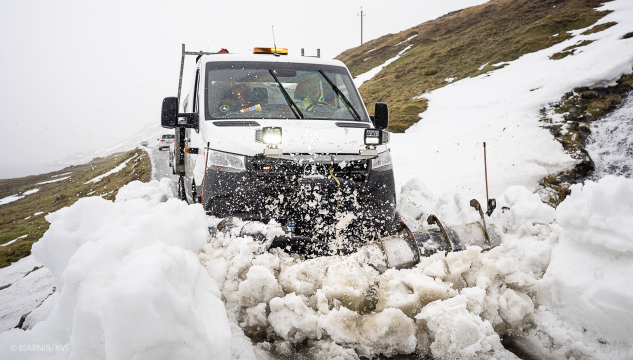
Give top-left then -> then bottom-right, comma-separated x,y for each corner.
0,189 -> 39,206
0,255 -> 39,289
0,266 -> 54,333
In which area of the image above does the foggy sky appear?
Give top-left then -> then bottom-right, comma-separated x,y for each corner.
0,0 -> 487,179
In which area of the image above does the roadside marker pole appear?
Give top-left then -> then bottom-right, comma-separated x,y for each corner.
201,142 -> 210,204
484,142 -> 489,211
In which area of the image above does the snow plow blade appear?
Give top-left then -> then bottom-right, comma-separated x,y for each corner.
211,199 -> 500,270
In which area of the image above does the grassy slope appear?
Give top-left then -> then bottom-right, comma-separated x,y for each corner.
336,0 -> 613,132
0,148 -> 151,268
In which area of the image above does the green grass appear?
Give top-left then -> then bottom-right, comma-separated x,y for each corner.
0,148 -> 151,268
335,0 -> 613,133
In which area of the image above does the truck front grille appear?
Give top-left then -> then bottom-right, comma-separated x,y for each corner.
248,155 -> 370,192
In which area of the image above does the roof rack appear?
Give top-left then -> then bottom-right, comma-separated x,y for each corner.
177,44 -> 222,102
301,48 -> 320,58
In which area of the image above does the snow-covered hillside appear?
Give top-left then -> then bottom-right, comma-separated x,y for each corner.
353,0 -> 633,205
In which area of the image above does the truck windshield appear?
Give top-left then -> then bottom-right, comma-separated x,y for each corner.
205,62 -> 369,121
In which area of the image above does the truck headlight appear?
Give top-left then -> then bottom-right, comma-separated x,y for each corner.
372,150 -> 392,171
365,129 -> 389,145
262,127 -> 282,146
208,150 -> 246,172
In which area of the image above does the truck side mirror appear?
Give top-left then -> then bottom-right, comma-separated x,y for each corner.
162,97 -> 179,129
374,102 -> 389,130
162,97 -> 199,132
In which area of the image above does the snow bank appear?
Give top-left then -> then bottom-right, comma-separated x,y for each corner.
0,181 -> 231,360
538,175 -> 633,357
198,180 -> 574,359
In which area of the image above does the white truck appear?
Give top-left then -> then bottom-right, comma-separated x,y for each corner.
161,45 -> 500,263
161,46 -> 395,241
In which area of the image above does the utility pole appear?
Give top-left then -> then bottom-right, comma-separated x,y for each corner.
358,7 -> 366,45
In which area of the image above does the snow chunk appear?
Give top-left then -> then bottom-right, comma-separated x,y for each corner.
268,293 -> 321,342
416,295 -> 516,359
115,178 -> 175,204
494,185 -> 555,233
358,308 -> 416,357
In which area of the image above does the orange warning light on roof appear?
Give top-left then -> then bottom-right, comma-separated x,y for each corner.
253,47 -> 288,55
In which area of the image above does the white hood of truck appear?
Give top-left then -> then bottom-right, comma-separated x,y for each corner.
201,120 -> 386,155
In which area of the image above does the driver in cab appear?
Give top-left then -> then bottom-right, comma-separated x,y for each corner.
294,75 -> 335,113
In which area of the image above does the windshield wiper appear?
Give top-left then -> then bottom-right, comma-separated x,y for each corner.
318,70 -> 361,122
269,69 -> 303,119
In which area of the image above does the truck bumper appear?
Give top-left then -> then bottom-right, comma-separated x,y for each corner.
198,155 -> 396,239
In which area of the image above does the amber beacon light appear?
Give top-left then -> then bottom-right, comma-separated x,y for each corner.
253,47 -> 288,55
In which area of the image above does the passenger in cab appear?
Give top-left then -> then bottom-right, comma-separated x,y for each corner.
218,83 -> 255,112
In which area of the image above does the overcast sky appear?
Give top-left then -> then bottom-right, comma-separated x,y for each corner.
0,0 -> 488,179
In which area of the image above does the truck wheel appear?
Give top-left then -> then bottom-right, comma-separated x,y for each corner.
178,176 -> 187,202
191,179 -> 197,203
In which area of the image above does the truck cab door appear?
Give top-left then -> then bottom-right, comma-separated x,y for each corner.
185,68 -> 201,181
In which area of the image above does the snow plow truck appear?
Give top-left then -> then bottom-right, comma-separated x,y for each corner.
161,45 -> 499,270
